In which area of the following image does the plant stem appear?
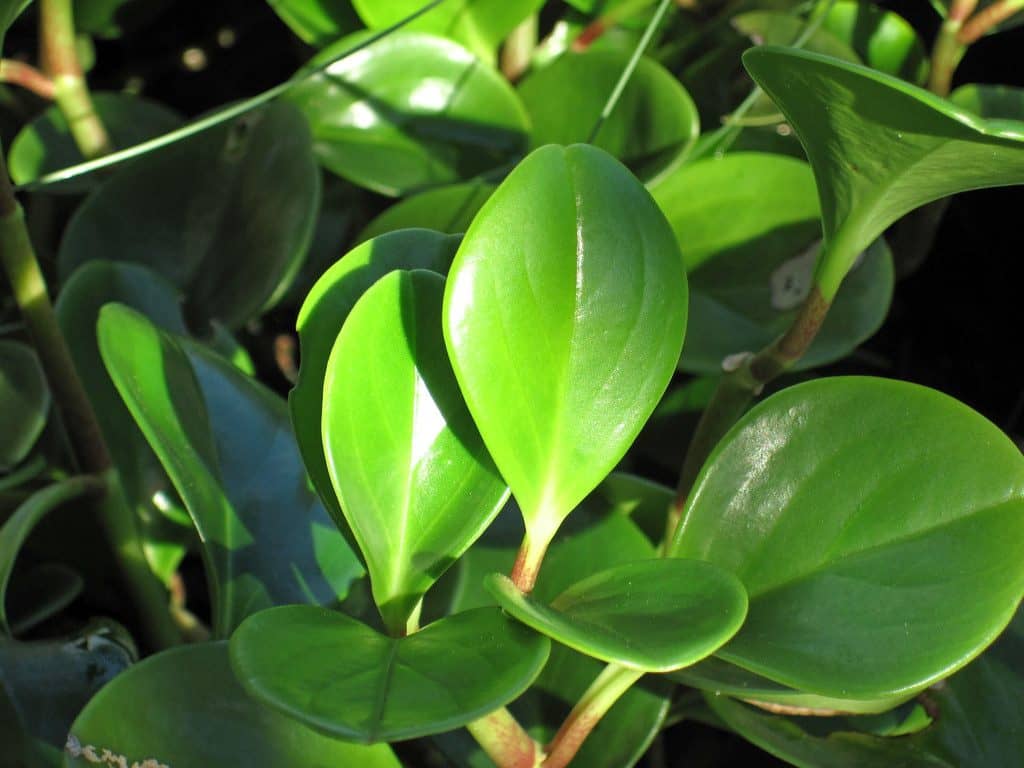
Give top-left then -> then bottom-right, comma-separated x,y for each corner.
0,59 -> 56,99
39,0 -> 111,158
501,14 -> 537,82
586,0 -> 674,143
958,0 -> 1024,44
928,0 -> 977,96
666,287 -> 831,542
466,707 -> 540,768
542,664 -> 644,768
510,526 -> 555,594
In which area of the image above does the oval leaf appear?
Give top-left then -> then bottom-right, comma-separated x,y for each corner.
8,92 -> 182,192
98,305 -> 361,636
58,102 -> 319,329
322,269 -> 508,632
66,642 -> 401,768
0,340 -> 49,472
743,46 -> 1024,300
287,31 -> 530,196
518,50 -> 699,181
487,558 -> 747,672
671,376 -> 1024,699
230,606 -> 551,742
291,229 -> 460,556
443,144 -> 687,565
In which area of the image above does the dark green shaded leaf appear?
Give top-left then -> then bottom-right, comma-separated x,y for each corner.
322,270 -> 508,632
268,0 -> 362,46
66,642 -> 400,768
817,1 -> 927,83
0,340 -> 49,471
98,305 -> 361,636
951,83 -> 1024,122
58,102 -> 319,328
230,606 -> 550,742
7,563 -> 83,636
672,376 -> 1024,699
288,31 -> 530,196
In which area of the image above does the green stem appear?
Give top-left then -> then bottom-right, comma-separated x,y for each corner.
39,0 -> 112,158
928,0 -> 977,96
466,707 -> 540,768
586,0 -> 674,143
665,287 -> 831,543
509,522 -> 558,594
542,664 -> 644,768
501,14 -> 537,82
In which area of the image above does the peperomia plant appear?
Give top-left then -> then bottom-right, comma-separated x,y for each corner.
1,0 -> 1024,766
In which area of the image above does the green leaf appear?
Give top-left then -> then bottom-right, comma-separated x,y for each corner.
357,180 -> 496,243
2,621 -> 134,749
66,642 -> 401,768
7,563 -> 83,636
75,0 -> 170,39
951,83 -> 1024,122
0,340 -> 49,472
350,0 -> 544,62
816,1 -> 927,84
8,92 -> 182,192
732,12 -> 861,64
518,50 -> 699,181
652,153 -> 893,371
230,606 -> 551,742
291,229 -> 460,556
671,657 -> 912,715
437,485 -> 671,768
322,269 -> 508,633
0,0 -> 29,51
287,31 -> 530,196
487,558 -> 747,672
268,0 -> 362,46
98,305 -> 361,637
58,102 -> 319,329
671,376 -> 1024,699
55,262 -> 192,583
743,46 -> 1024,300
443,144 -> 687,572
0,479 -> 98,636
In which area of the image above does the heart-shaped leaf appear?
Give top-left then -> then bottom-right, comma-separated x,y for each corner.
268,0 -> 362,46
66,642 -> 401,768
291,229 -> 460,555
0,479 -> 99,636
98,304 -> 362,636
287,31 -> 530,196
487,559 -> 747,672
671,376 -> 1024,699
351,0 -> 544,61
0,340 -> 49,472
8,92 -> 182,192
443,144 -> 688,585
58,102 -> 319,329
357,181 -> 496,243
322,269 -> 508,633
230,606 -> 550,742
652,153 -> 893,371
518,50 -> 699,181
743,46 -> 1024,300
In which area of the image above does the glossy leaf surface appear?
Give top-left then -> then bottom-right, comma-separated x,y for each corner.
0,340 -> 49,471
322,270 -> 508,632
351,0 -> 543,61
672,376 -> 1024,698
518,50 -> 699,181
287,31 -> 530,196
268,0 -> 361,46
357,181 -> 495,242
487,558 -> 747,672
653,151 -> 893,371
66,642 -> 401,768
8,92 -> 181,192
98,305 -> 361,636
744,46 -> 1024,299
291,229 -> 460,549
444,144 -> 687,549
230,606 -> 550,742
58,102 -> 319,328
